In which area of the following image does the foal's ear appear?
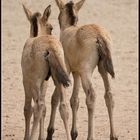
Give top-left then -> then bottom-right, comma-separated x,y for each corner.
42,5 -> 51,21
22,4 -> 32,21
55,0 -> 65,10
75,0 -> 85,11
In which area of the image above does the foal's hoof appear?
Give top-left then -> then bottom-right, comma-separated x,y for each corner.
87,138 -> 95,140
24,137 -> 29,140
87,137 -> 95,140
46,138 -> 52,140
71,130 -> 78,140
46,128 -> 54,140
110,136 -> 118,140
46,137 -> 52,140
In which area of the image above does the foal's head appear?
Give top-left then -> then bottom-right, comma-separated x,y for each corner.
55,0 -> 85,30
23,4 -> 53,37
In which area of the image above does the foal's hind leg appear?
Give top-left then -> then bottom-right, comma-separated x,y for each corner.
81,73 -> 96,140
70,72 -> 80,140
39,81 -> 47,140
46,87 -> 60,140
23,82 -> 33,140
59,85 -> 71,140
30,85 -> 46,140
39,106 -> 46,140
98,61 -> 118,140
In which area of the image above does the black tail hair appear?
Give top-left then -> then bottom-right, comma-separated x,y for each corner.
97,37 -> 115,78
44,50 -> 70,87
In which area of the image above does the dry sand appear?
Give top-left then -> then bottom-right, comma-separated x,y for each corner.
2,0 -> 138,139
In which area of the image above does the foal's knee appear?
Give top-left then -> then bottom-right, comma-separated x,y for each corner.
59,102 -> 69,120
86,89 -> 96,111
104,91 -> 114,108
24,104 -> 32,118
33,100 -> 45,120
51,93 -> 59,107
70,97 -> 79,111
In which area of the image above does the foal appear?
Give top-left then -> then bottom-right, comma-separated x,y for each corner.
46,0 -> 118,140
22,4 -> 71,140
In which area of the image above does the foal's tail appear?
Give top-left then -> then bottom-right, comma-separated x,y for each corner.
44,50 -> 70,87
97,37 -> 115,78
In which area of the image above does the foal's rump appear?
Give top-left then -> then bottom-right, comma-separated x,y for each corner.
32,36 -> 70,87
76,24 -> 115,78
22,36 -> 70,87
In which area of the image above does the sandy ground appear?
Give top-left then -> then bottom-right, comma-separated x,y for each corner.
2,0 -> 138,140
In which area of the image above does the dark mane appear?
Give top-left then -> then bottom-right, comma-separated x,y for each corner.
30,12 -> 41,37
65,1 -> 78,25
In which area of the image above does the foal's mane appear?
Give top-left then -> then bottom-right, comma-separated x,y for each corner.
65,1 -> 78,25
31,12 -> 41,37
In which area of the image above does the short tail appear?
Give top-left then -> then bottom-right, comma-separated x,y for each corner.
44,50 -> 70,87
97,37 -> 115,78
